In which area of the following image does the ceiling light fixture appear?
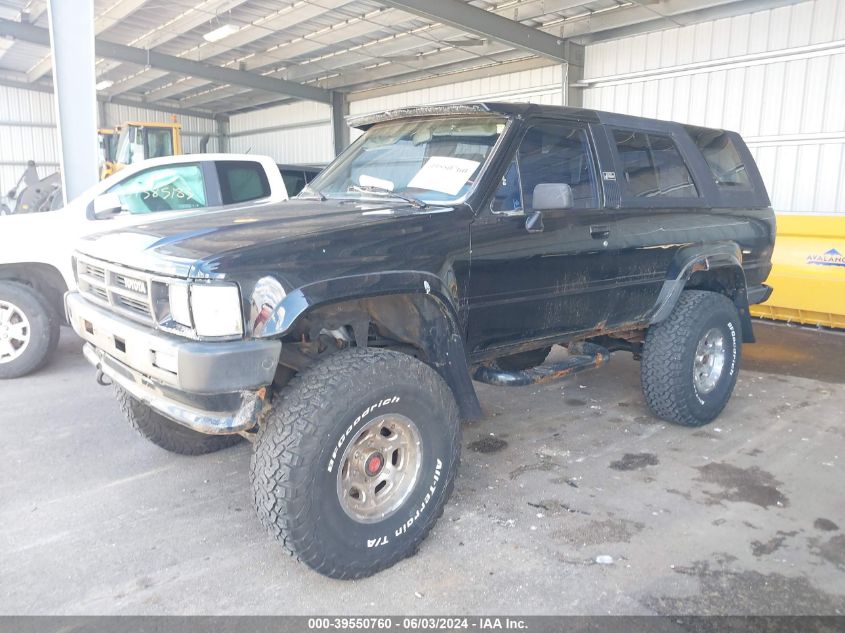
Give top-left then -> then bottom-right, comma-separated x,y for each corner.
203,23 -> 239,43
95,79 -> 114,90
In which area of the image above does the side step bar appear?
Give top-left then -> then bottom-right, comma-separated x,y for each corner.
472,341 -> 610,387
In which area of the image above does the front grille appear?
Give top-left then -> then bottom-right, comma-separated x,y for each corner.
76,255 -> 157,325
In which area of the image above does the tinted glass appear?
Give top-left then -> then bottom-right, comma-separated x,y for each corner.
281,170 -> 307,197
218,161 -> 271,204
614,130 -> 698,199
493,124 -> 596,213
108,164 -> 206,214
689,127 -> 751,189
491,159 -> 523,213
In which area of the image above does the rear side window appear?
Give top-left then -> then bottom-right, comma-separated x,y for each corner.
688,127 -> 751,190
217,161 -> 271,204
613,130 -> 698,199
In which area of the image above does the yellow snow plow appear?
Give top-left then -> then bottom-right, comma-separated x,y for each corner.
751,214 -> 845,329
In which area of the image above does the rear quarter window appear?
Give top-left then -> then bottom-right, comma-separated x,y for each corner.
687,126 -> 752,190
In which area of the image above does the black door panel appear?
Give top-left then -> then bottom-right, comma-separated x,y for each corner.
466,122 -> 618,355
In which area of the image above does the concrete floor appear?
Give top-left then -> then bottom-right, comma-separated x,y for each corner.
1,321 -> 843,615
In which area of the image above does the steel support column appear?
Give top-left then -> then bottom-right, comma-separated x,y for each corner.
562,42 -> 585,108
332,92 -> 350,157
217,118 -> 230,154
46,0 -> 99,203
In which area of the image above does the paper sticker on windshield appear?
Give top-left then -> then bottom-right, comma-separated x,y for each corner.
408,157 -> 480,196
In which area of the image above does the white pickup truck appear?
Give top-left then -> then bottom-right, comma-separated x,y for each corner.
0,153 -> 294,379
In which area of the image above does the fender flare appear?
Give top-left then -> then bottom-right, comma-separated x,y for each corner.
648,242 -> 755,343
249,271 -> 483,420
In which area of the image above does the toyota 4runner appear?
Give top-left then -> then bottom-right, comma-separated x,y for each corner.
65,103 -> 775,579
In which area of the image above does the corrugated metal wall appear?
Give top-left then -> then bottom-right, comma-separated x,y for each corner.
582,0 -> 845,214
0,84 -> 57,194
228,101 -> 334,163
0,82 -> 220,197
349,65 -> 565,116
226,65 -> 566,161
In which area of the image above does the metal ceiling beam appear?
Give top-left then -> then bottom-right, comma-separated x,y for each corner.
0,75 -> 226,120
376,0 -> 569,63
105,0 -> 357,99
0,17 -> 333,104
27,0 -> 149,82
102,0 -> 254,98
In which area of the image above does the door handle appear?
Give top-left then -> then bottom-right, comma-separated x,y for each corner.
590,225 -> 610,239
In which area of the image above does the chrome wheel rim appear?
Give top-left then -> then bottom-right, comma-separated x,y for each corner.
336,413 -> 422,524
693,327 -> 726,395
0,300 -> 31,364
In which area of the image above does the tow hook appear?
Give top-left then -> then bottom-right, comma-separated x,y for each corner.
96,368 -> 112,387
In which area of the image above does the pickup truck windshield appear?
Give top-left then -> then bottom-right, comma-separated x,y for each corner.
303,116 -> 507,204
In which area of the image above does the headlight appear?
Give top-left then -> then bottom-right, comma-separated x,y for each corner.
190,284 -> 243,337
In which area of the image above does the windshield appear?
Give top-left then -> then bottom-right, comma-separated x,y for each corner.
303,116 -> 507,204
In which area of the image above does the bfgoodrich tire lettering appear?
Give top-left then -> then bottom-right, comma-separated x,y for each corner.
250,348 -> 461,580
641,290 -> 741,427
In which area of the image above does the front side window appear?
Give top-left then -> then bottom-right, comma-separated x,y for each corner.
491,123 -> 597,213
614,130 -> 698,199
688,127 -> 751,190
217,161 -> 271,204
303,116 -> 506,205
108,164 -> 207,214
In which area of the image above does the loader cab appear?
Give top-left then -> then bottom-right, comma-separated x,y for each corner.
101,121 -> 183,180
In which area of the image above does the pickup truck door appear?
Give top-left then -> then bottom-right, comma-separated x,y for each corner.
465,121 -> 619,356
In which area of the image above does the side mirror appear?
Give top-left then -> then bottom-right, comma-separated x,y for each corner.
92,192 -> 123,219
532,183 -> 573,211
525,210 -> 544,233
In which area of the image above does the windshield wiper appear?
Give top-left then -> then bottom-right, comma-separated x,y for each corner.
349,185 -> 427,209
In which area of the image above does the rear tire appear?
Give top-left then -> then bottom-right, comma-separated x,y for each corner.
115,386 -> 241,455
250,348 -> 461,579
0,281 -> 59,379
641,290 -> 741,427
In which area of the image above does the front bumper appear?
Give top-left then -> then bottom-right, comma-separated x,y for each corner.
65,291 -> 281,434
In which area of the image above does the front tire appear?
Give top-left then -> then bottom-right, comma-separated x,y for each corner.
250,348 -> 461,579
0,281 -> 59,379
641,290 -> 741,427
115,387 -> 241,455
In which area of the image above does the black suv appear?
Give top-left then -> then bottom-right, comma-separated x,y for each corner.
65,102 -> 775,579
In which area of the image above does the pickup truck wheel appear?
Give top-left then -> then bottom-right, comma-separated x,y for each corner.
495,346 -> 551,371
250,348 -> 461,579
0,281 -> 59,379
641,290 -> 741,427
115,387 -> 241,455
